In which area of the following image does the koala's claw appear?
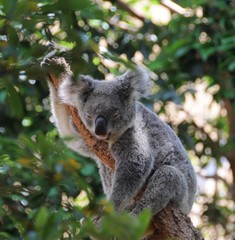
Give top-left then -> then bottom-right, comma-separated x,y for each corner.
40,57 -> 51,69
41,57 -> 65,68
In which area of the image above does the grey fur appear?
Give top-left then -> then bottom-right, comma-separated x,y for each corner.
48,65 -> 197,215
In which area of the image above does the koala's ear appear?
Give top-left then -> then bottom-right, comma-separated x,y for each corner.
76,75 -> 94,102
58,75 -> 94,106
119,67 -> 152,100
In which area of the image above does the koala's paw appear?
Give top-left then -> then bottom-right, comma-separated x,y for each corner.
130,206 -> 142,215
40,57 -> 72,77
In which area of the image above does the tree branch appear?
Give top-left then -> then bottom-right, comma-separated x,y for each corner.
111,0 -> 194,23
111,0 -> 145,22
161,0 -> 194,16
47,59 -> 115,171
46,57 -> 204,240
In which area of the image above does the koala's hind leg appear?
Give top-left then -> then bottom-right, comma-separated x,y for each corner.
131,165 -> 189,215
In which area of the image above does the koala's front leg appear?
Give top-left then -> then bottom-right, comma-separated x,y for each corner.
109,131 -> 152,212
41,58 -> 75,138
41,58 -> 94,157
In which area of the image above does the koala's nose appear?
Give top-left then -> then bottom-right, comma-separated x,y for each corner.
95,116 -> 108,136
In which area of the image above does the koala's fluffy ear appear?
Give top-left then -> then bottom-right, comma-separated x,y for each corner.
58,75 -> 94,106
119,67 -> 152,100
76,75 -> 94,102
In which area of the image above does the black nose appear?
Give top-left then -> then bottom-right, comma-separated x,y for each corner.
95,116 -> 107,136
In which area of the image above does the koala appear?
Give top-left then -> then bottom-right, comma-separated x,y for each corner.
45,58 -> 197,216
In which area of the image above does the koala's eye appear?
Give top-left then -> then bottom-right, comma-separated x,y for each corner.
86,114 -> 92,120
112,112 -> 120,120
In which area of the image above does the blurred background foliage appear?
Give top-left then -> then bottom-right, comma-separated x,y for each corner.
0,0 -> 235,239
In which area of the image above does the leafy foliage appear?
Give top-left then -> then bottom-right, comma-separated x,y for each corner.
0,0 -> 234,239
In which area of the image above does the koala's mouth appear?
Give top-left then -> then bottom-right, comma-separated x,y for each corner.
95,133 -> 110,141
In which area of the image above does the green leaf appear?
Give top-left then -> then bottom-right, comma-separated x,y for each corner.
132,209 -> 151,237
221,35 -> 235,45
6,84 -> 23,119
0,232 -> 12,240
58,0 -> 93,10
35,207 -> 50,230
0,89 -> 7,103
81,163 -> 95,176
41,0 -> 93,12
198,46 -> 217,61
166,39 -> 191,56
223,89 -> 235,99
101,51 -> 134,69
228,61 -> 235,71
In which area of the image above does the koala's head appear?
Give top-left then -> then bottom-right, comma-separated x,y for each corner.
59,68 -> 151,141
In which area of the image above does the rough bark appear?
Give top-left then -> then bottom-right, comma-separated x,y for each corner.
223,98 -> 235,200
144,206 -> 204,240
46,58 -> 204,240
218,73 -> 235,201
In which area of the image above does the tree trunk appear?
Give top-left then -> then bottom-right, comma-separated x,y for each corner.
218,73 -> 235,201
223,98 -> 235,200
45,57 -> 204,240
